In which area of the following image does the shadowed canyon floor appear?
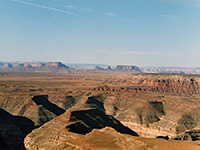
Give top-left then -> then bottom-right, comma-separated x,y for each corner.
0,72 -> 200,149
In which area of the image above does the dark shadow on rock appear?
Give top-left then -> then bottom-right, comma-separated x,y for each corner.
66,109 -> 138,136
32,95 -> 66,116
63,96 -> 77,110
136,101 -> 165,125
149,101 -> 165,115
176,114 -> 197,134
174,129 -> 200,141
85,96 -> 105,111
156,136 -> 169,140
0,108 -> 35,150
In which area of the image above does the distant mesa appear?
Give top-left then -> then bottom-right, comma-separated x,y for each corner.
24,62 -> 44,69
93,65 -> 141,72
107,66 -> 112,70
0,62 -> 142,73
0,62 -> 143,73
0,62 -> 4,67
44,62 -> 69,70
4,63 -> 13,69
94,66 -> 113,71
12,63 -> 24,68
94,66 -> 106,71
0,62 -> 70,72
1,62 -> 200,74
115,65 -> 141,72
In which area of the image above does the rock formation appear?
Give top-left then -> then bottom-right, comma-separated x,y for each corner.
138,77 -> 200,94
44,62 -> 69,70
24,125 -> 200,150
91,85 -> 141,93
174,129 -> 200,141
24,63 -> 44,69
3,63 -> 13,69
105,74 -> 200,95
0,62 -> 70,72
0,95 -> 66,149
1,73 -> 200,149
115,65 -> 141,72
0,109 -> 34,150
24,98 -> 138,150
24,91 -> 200,149
0,95 -> 66,127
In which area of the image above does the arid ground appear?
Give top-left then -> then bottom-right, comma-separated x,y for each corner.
0,71 -> 200,150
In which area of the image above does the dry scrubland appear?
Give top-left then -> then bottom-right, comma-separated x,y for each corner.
0,71 -> 200,149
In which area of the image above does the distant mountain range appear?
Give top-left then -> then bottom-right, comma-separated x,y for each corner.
0,62 -> 141,73
0,62 -> 200,74
0,62 -> 69,71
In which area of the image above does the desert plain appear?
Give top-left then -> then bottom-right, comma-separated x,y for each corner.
0,71 -> 200,150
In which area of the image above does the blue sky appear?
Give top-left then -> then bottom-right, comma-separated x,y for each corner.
0,0 -> 200,67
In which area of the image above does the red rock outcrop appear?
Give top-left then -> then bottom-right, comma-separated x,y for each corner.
110,74 -> 200,95
138,77 -> 200,94
91,85 -> 141,93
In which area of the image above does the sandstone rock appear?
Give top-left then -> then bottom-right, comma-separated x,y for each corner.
110,74 -> 200,95
0,95 -> 66,127
24,95 -> 139,149
91,85 -> 141,93
174,129 -> 200,141
24,108 -> 138,150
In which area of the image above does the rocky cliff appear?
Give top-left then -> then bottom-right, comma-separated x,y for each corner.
0,95 -> 65,127
24,91 -> 200,149
1,73 -> 200,149
0,109 -> 34,150
24,105 -> 138,149
138,77 -> 200,94
104,74 -> 200,95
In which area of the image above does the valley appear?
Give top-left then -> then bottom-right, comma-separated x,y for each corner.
0,71 -> 200,149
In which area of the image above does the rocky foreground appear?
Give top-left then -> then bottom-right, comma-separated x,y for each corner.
0,73 -> 200,149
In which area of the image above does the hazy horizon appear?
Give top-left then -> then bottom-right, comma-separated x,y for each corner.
1,0 -> 200,67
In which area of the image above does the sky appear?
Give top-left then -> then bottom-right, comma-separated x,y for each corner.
0,0 -> 200,67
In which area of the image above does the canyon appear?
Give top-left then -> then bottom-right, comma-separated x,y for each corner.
0,71 -> 200,149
